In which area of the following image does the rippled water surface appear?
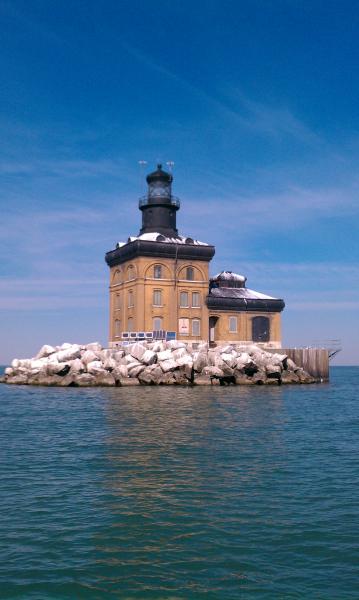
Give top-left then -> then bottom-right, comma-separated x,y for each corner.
0,367 -> 358,599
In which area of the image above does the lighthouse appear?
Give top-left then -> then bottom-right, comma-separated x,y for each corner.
105,165 -> 284,346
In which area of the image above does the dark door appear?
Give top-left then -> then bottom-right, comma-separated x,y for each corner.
252,316 -> 270,342
209,316 -> 218,342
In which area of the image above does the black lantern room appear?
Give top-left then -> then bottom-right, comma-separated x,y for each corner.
139,164 -> 180,237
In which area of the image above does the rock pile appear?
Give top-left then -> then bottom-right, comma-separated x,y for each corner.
0,341 -> 317,386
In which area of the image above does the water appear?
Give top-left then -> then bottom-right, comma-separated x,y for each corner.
0,367 -> 358,599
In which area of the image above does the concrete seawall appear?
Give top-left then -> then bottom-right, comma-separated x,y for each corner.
267,348 -> 329,381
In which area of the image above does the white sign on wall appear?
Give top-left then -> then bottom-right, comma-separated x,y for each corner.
178,318 -> 189,335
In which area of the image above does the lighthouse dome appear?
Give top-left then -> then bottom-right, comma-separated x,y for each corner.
211,271 -> 247,288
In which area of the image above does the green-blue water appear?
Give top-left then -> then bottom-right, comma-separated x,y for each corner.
0,367 -> 358,599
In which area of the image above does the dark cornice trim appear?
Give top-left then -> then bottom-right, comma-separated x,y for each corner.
206,296 -> 285,313
105,240 -> 216,267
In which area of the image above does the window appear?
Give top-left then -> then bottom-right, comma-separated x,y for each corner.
127,317 -> 134,332
252,316 -> 270,342
192,319 -> 201,336
154,265 -> 162,279
128,290 -> 134,307
186,266 -> 194,280
153,317 -> 163,331
192,292 -> 200,307
178,318 -> 189,335
127,265 -> 135,280
180,291 -> 189,307
229,316 -> 237,333
115,294 -> 121,310
113,269 -> 121,284
153,289 -> 162,306
114,320 -> 121,337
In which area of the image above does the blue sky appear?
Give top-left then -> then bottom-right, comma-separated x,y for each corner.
1,0 -> 358,364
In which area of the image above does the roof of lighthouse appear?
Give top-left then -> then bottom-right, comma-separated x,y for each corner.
207,271 -> 285,313
116,231 -> 209,248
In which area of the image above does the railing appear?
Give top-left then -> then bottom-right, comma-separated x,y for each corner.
138,195 -> 181,209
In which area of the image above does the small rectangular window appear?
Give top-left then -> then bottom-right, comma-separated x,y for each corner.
178,318 -> 189,335
153,289 -> 162,306
180,291 -> 189,307
229,316 -> 237,333
153,317 -> 163,331
192,319 -> 200,336
115,294 -> 121,309
114,320 -> 121,337
154,265 -> 162,279
192,292 -> 200,307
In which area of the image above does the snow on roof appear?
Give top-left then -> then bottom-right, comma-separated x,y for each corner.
212,270 -> 246,282
209,287 -> 278,300
116,232 -> 208,248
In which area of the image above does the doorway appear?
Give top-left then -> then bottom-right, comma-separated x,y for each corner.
209,316 -> 219,344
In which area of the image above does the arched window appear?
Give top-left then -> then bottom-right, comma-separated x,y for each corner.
153,289 -> 162,306
186,266 -> 194,280
192,319 -> 201,336
252,316 -> 270,342
114,320 -> 121,337
112,269 -> 121,284
153,317 -> 163,331
127,317 -> 134,332
154,264 -> 162,279
127,265 -> 135,280
128,290 -> 134,308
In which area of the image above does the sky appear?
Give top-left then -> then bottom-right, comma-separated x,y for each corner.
1,0 -> 358,364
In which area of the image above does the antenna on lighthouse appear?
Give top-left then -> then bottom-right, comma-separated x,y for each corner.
138,160 -> 147,190
166,161 -> 175,172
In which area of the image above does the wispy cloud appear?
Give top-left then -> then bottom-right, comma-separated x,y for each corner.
121,41 -> 318,144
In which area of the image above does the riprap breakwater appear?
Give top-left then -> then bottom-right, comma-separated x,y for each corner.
0,341 -> 328,387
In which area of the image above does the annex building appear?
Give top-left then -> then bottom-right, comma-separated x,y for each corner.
105,165 -> 285,347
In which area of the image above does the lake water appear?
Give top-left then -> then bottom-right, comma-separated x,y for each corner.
0,367 -> 358,599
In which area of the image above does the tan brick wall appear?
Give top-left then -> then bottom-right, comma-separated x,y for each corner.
109,257 -> 282,345
109,256 -> 210,342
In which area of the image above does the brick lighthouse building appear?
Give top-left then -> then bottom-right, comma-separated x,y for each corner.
105,164 -> 285,346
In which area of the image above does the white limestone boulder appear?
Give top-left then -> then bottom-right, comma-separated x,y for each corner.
113,365 -> 128,379
56,344 -> 81,363
235,353 -> 251,369
286,358 -> 298,372
85,342 -> 103,352
159,359 -> 178,373
194,352 -> 208,373
203,366 -> 224,378
221,353 -> 237,369
172,347 -> 188,360
69,358 -> 85,374
141,350 -> 157,365
81,350 -> 98,365
157,349 -> 173,362
175,354 -> 193,367
87,360 -> 105,375
152,341 -> 165,353
104,357 -> 117,371
36,344 -> 56,359
166,340 -> 187,350
128,364 -> 145,378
